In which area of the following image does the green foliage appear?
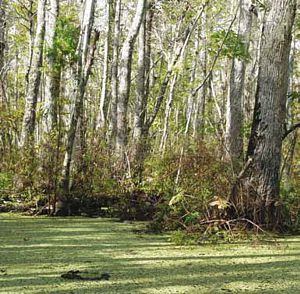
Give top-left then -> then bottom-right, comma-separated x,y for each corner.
289,91 -> 300,102
169,190 -> 185,206
71,140 -> 119,198
169,226 -> 267,245
0,172 -> 12,192
0,0 -> 298,234
0,104 -> 24,140
143,143 -> 231,231
281,179 -> 300,232
208,30 -> 251,61
46,15 -> 79,69
184,211 -> 200,225
170,230 -> 198,245
10,1 -> 37,52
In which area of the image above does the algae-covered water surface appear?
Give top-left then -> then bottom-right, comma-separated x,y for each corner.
0,214 -> 299,293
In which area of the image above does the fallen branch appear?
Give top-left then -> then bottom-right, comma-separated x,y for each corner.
198,217 -> 269,235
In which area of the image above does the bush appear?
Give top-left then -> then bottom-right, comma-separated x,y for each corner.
142,143 -> 231,231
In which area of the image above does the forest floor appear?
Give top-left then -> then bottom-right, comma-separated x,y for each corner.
0,214 -> 299,294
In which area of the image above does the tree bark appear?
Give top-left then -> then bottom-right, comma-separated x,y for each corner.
160,74 -> 177,152
25,0 -> 35,91
193,24 -> 208,140
0,0 -> 5,74
0,0 -> 5,108
108,0 -> 121,146
20,0 -> 46,147
133,14 -> 146,144
244,0 -> 296,227
225,0 -> 254,172
130,2 -> 153,181
145,2 -> 208,133
61,0 -> 97,195
43,0 -> 60,134
115,0 -> 147,158
96,0 -> 112,130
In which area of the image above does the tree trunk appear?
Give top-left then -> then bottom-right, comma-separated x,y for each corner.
108,0 -> 121,147
61,0 -> 97,195
43,0 -> 60,134
145,2 -> 208,134
131,2 -> 153,181
133,15 -> 146,144
225,0 -> 254,172
115,0 -> 146,159
244,0 -> 296,227
25,0 -> 35,90
20,0 -> 46,147
193,24 -> 208,140
160,74 -> 177,153
0,0 -> 5,108
282,38 -> 297,193
96,0 -> 112,130
0,0 -> 5,74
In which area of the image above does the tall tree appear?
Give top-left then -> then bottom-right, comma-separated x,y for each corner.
244,0 -> 296,226
193,21 -> 208,140
115,0 -> 147,158
133,10 -> 147,145
225,0 -> 254,172
42,0 -> 60,134
108,0 -> 121,146
25,0 -> 35,90
160,74 -> 178,152
0,0 -> 5,74
145,2 -> 209,136
20,0 -> 46,147
61,0 -> 97,195
131,1 -> 153,170
0,0 -> 5,115
96,0 -> 112,129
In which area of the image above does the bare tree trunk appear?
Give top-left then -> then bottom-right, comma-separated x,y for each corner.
0,0 -> 5,74
145,2 -> 208,135
131,3 -> 208,183
193,25 -> 208,140
61,0 -> 97,196
25,0 -> 35,90
282,39 -> 297,193
133,15 -> 146,144
185,27 -> 203,138
160,74 -> 177,153
244,0 -> 296,227
225,0 -> 254,172
43,0 -> 60,134
96,0 -> 112,129
131,3 -> 153,181
0,0 -> 5,112
115,0 -> 147,158
185,51 -> 198,136
0,0 -> 6,156
282,132 -> 297,192
20,0 -> 46,147
108,0 -> 121,146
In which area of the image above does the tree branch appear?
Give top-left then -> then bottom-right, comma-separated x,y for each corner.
192,6 -> 239,97
145,1 -> 209,130
283,122 -> 300,140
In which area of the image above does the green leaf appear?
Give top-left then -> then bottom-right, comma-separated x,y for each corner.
169,191 -> 185,206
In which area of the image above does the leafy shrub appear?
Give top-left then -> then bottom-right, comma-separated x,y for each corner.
142,143 -> 231,230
